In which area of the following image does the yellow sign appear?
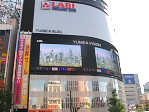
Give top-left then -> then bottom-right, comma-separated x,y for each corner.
21,33 -> 31,104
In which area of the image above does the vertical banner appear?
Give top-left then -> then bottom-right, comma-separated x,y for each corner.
21,32 -> 31,104
14,32 -> 26,104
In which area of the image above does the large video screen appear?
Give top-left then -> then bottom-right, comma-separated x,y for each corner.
30,34 -> 122,80
39,44 -> 82,67
95,47 -> 120,72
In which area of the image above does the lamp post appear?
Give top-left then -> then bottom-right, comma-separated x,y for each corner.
67,90 -> 72,112
67,91 -> 80,112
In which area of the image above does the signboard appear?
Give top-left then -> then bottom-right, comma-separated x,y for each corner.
14,32 -> 32,104
2,50 -> 7,64
30,34 -> 122,79
127,100 -> 136,110
41,1 -> 76,12
33,0 -> 114,44
14,33 -> 26,104
21,33 -> 31,104
0,30 -> 10,79
123,74 -> 135,84
0,80 -> 4,90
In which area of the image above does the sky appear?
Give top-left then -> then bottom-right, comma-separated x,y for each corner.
109,0 -> 149,93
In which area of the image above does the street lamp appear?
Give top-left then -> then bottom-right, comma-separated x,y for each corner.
67,90 -> 72,112
67,91 -> 80,112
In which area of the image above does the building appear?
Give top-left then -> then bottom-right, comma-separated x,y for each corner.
144,82 -> 149,92
141,82 -> 149,111
13,0 -> 127,112
123,74 -> 142,111
142,92 -> 149,111
0,18 -> 18,90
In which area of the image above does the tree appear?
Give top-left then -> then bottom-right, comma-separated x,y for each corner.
0,78 -> 12,112
108,89 -> 125,112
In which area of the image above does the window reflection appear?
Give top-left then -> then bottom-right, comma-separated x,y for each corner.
29,75 -> 126,111
29,76 -> 123,93
30,80 -> 45,91
30,97 -> 44,109
99,82 -> 107,92
45,81 -> 61,92
48,97 -> 61,109
92,81 -> 99,91
29,97 -> 107,109
30,80 -> 95,92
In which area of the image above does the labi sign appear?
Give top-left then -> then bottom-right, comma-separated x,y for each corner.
41,1 -> 76,12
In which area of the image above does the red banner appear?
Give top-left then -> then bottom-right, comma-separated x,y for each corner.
14,33 -> 26,104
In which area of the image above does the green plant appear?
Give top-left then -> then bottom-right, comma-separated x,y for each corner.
0,84 -> 12,112
108,89 -> 125,112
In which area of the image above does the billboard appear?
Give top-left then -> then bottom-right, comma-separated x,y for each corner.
33,0 -> 114,44
39,44 -> 82,67
21,33 -> 31,104
95,47 -> 120,72
123,74 -> 135,84
14,33 -> 26,104
127,100 -> 136,110
30,34 -> 121,79
14,32 -> 31,105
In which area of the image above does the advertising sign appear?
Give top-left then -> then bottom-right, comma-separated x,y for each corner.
127,100 -> 136,110
30,34 -> 122,79
14,32 -> 32,105
41,1 -> 76,12
21,32 -> 31,104
33,0 -> 114,44
39,44 -> 82,67
0,80 -> 4,90
2,50 -> 7,64
123,74 -> 135,84
14,33 -> 26,104
95,47 -> 120,72
0,30 -> 10,79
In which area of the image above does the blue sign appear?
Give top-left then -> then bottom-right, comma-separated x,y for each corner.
123,74 -> 135,84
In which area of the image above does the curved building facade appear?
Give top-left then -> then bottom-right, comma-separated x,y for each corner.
13,0 -> 127,112
29,75 -> 125,112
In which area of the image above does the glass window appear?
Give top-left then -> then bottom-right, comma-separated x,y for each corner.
29,75 -> 126,111
30,80 -> 46,91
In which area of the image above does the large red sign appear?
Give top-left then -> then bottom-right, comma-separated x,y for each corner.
0,80 -> 4,90
14,35 -> 25,104
41,1 -> 76,12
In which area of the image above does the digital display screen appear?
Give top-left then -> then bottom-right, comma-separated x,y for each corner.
39,44 -> 82,67
95,47 -> 120,72
30,34 -> 122,80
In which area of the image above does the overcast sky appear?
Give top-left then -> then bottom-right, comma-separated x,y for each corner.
109,0 -> 149,93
